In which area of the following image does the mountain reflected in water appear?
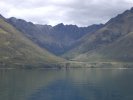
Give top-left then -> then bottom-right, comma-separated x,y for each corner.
0,68 -> 133,100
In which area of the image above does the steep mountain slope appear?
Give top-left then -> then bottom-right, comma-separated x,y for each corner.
0,16 -> 64,68
64,7 -> 133,61
7,18 -> 103,55
74,32 -> 133,62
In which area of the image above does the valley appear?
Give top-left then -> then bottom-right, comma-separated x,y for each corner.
1,7 -> 133,68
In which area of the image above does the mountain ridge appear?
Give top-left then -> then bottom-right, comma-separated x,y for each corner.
0,15 -> 64,68
1,7 -> 133,66
7,17 -> 103,55
64,7 -> 133,62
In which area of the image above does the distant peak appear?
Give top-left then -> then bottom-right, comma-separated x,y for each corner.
8,17 -> 20,24
54,23 -> 65,29
9,17 -> 17,21
130,7 -> 133,13
131,7 -> 133,11
57,23 -> 64,26
10,17 -> 17,20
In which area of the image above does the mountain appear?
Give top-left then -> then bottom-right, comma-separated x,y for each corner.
0,15 -> 64,68
2,7 -> 133,64
64,7 -> 133,62
74,32 -> 133,62
7,18 -> 103,55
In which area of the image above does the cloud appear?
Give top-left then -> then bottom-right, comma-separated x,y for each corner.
0,0 -> 133,26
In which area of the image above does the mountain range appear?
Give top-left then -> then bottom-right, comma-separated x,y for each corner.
0,7 -> 133,68
0,15 -> 64,68
7,18 -> 103,55
64,7 -> 133,62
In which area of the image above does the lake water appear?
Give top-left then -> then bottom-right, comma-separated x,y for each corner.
0,68 -> 133,100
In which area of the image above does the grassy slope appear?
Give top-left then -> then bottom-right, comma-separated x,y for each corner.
0,18 -> 64,68
63,9 -> 133,62
74,32 -> 133,62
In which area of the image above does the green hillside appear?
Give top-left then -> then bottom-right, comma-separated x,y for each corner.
74,32 -> 133,62
0,18 -> 64,68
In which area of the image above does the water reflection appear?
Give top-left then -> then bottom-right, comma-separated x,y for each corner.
0,68 -> 133,100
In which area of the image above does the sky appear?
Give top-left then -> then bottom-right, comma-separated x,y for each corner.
0,0 -> 133,26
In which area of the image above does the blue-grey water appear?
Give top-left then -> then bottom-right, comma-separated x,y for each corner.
0,68 -> 133,100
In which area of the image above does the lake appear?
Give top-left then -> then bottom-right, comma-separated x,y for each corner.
0,68 -> 133,100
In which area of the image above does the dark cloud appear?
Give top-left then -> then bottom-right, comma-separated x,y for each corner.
0,0 -> 133,26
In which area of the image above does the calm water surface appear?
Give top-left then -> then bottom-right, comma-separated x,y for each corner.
0,68 -> 133,100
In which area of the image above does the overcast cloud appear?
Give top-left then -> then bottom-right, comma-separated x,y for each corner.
0,0 -> 133,26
